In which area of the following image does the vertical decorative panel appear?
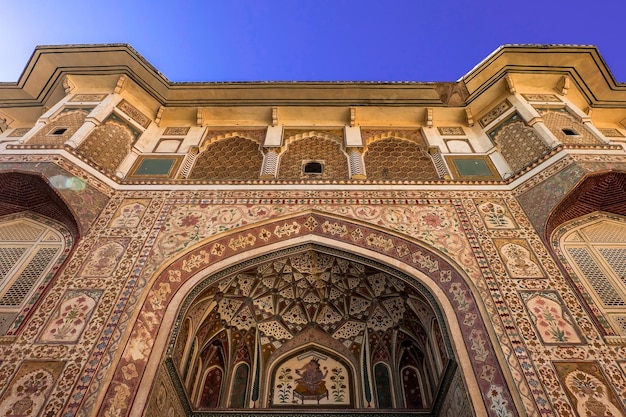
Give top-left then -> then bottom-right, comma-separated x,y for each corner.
401,366 -> 423,408
199,367 -> 223,409
374,363 -> 393,408
554,362 -> 626,417
520,291 -> 584,345
39,290 -> 101,343
0,361 -> 65,416
229,363 -> 249,408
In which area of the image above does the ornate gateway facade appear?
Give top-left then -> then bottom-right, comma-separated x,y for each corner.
0,44 -> 626,417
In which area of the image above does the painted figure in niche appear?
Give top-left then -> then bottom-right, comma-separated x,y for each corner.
0,369 -> 53,417
526,294 -> 582,344
477,201 -> 515,229
293,359 -> 329,404
40,293 -> 97,342
499,242 -> 542,278
564,370 -> 624,417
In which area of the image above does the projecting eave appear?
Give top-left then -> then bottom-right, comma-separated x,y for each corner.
461,44 -> 626,108
1,43 -> 626,114
0,44 -> 445,109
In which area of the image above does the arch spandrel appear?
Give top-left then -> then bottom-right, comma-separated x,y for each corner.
96,212 -> 520,417
145,204 -> 482,293
0,163 -> 111,238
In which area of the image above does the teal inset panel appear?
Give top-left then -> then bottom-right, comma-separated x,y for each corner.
134,158 -> 176,176
453,158 -> 493,177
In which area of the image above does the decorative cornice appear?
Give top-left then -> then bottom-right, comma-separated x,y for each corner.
1,44 -> 624,112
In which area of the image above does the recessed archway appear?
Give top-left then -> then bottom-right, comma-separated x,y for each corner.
101,212 -> 519,417
168,246 -> 454,411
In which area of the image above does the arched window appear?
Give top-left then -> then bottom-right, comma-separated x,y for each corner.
400,366 -> 424,409
0,214 -> 69,334
559,213 -> 626,336
303,161 -> 323,175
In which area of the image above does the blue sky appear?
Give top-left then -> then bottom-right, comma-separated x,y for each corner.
2,0 -> 625,83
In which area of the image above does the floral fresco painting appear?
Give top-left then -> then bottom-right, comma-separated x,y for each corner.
272,351 -> 351,407
475,199 -> 517,229
554,362 -> 625,417
80,241 -> 127,278
39,290 -> 102,343
520,291 -> 584,345
109,199 -> 150,228
494,238 -> 544,278
0,361 -> 65,417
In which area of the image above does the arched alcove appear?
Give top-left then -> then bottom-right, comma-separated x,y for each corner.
108,212 -> 518,417
168,245 -> 455,411
0,172 -> 79,335
547,171 -> 626,338
546,171 -> 626,241
0,171 -> 80,239
552,211 -> 626,338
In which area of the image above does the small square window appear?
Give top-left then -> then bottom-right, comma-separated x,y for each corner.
303,161 -> 323,174
50,128 -> 68,135
562,128 -> 579,136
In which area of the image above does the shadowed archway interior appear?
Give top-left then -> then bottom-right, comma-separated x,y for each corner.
153,244 -> 466,416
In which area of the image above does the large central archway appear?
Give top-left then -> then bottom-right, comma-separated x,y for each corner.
168,245 -> 456,411
102,212 -> 518,417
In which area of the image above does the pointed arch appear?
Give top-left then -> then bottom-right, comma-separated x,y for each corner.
552,211 -> 626,338
547,171 -> 626,338
111,212 -> 522,416
0,171 -> 80,239
546,171 -> 626,241
0,171 -> 78,335
373,362 -> 393,408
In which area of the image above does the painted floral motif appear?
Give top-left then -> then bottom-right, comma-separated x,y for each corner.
80,241 -> 125,277
276,368 -> 294,403
329,367 -> 347,402
487,385 -> 513,417
110,201 -> 147,228
125,313 -> 157,361
105,383 -> 131,417
565,370 -> 624,417
499,242 -> 543,278
477,201 -> 516,229
525,294 -> 582,344
0,369 -> 54,417
40,292 -> 99,343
